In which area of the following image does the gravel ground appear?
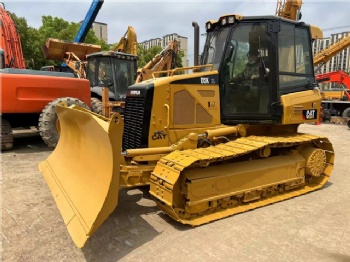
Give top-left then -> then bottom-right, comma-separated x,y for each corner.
1,123 -> 349,262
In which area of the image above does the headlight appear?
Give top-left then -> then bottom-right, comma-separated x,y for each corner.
227,16 -> 235,24
221,18 -> 227,26
206,22 -> 211,30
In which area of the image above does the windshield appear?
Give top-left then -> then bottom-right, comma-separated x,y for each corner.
202,27 -> 230,70
278,24 -> 314,91
87,56 -> 137,99
113,59 -> 137,98
220,22 -> 271,117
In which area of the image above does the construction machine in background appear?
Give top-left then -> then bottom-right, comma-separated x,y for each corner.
39,14 -> 335,248
42,38 -> 102,78
275,0 -> 302,21
316,70 -> 350,125
0,4 -> 91,150
312,33 -> 350,125
86,38 -> 179,117
136,40 -> 179,83
42,32 -> 179,117
112,26 -> 138,55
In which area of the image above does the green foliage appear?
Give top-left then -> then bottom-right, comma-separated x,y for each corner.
177,50 -> 185,68
10,13 -> 41,68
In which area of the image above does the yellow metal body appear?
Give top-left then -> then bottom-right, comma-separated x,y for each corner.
38,15 -> 335,248
39,69 -> 334,247
275,0 -> 302,21
113,26 -> 138,56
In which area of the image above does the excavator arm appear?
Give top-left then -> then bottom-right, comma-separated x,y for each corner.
136,40 -> 179,83
113,26 -> 138,56
275,0 -> 302,21
0,3 -> 26,69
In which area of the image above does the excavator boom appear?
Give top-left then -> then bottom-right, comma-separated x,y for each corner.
275,0 -> 302,21
0,4 -> 26,68
136,40 -> 179,83
113,26 -> 138,56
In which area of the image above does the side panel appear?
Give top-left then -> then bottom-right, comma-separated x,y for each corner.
281,89 -> 322,124
147,73 -> 222,148
0,73 -> 91,113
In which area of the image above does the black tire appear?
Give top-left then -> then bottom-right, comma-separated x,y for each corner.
90,97 -> 102,115
1,118 -> 13,151
342,107 -> 350,118
348,120 -> 350,129
38,97 -> 89,148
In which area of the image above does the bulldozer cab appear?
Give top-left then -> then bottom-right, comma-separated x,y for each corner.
86,51 -> 138,101
201,15 -> 315,124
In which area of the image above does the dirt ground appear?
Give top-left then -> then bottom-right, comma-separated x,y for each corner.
1,123 -> 350,262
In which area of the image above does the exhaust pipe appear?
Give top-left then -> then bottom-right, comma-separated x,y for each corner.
192,21 -> 199,66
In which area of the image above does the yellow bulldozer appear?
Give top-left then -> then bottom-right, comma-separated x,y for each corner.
39,14 -> 335,248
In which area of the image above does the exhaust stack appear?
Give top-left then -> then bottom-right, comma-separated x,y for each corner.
192,21 -> 199,66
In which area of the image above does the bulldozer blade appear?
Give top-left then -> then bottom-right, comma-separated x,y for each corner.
38,105 -> 123,248
42,38 -> 101,61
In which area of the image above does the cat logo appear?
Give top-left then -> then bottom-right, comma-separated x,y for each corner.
152,131 -> 167,140
201,77 -> 209,84
302,109 -> 317,120
130,90 -> 140,95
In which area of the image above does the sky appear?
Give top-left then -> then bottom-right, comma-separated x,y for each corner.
5,0 -> 350,65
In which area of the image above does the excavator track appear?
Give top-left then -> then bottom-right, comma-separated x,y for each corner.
150,133 -> 334,226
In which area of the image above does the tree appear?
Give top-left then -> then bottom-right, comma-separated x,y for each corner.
10,13 -> 42,69
38,16 -> 109,50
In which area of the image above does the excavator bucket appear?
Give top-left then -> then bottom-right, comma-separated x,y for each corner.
42,38 -> 101,61
38,105 -> 123,247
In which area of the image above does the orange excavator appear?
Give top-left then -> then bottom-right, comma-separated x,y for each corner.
316,70 -> 350,126
0,3 -> 91,150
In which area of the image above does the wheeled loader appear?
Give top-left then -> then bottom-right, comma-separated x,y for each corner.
39,14 -> 335,247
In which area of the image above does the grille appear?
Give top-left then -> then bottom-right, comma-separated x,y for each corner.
122,96 -> 145,150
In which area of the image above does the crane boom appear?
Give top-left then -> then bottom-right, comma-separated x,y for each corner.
74,0 -> 104,43
313,33 -> 350,68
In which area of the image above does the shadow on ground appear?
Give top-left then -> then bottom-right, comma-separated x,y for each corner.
82,188 -> 161,261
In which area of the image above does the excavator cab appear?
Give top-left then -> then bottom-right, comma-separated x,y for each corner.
86,51 -> 138,101
201,15 -> 316,124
